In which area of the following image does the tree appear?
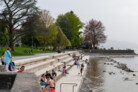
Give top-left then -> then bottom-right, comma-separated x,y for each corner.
21,14 -> 42,47
52,27 -> 71,49
56,11 -> 84,46
0,19 -> 8,46
41,10 -> 54,28
35,23 -> 58,48
0,0 -> 39,50
84,19 -> 107,49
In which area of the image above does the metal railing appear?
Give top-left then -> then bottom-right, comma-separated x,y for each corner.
60,83 -> 77,92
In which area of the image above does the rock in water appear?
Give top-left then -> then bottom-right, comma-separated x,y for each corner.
133,74 -> 136,76
124,77 -> 129,81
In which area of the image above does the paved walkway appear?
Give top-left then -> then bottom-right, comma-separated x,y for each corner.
56,56 -> 89,92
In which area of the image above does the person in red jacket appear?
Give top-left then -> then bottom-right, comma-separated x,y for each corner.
17,66 -> 25,73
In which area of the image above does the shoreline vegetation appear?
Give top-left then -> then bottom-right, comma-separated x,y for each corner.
0,47 -> 57,56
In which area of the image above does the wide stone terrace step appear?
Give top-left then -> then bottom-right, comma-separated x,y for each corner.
14,51 -> 78,68
25,55 -> 73,72
35,57 -> 75,78
14,56 -> 51,67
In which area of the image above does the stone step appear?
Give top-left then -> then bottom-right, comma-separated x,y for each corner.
61,58 -> 74,65
67,60 -> 75,66
25,56 -> 73,73
35,58 -> 74,78
25,59 -> 57,72
24,55 -> 70,71
56,55 -> 70,61
35,62 -> 63,77
15,56 -> 52,67
15,52 -> 75,68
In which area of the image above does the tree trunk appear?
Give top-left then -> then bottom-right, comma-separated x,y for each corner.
9,27 -> 14,51
92,42 -> 96,49
53,46 -> 57,50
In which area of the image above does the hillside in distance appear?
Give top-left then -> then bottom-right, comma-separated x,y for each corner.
101,40 -> 138,49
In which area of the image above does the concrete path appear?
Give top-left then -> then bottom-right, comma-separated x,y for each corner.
56,56 -> 89,92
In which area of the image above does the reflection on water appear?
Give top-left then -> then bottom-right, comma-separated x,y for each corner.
80,56 -> 138,92
80,57 -> 106,92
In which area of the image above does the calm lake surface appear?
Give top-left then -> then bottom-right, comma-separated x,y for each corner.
113,56 -> 138,71
80,56 -> 138,92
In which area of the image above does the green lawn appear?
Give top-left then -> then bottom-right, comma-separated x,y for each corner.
0,47 -> 57,56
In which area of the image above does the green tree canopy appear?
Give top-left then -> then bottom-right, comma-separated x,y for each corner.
52,27 -> 71,49
56,11 -> 84,46
35,23 -> 58,47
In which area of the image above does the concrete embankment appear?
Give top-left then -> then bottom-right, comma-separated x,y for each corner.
0,51 -> 87,92
56,56 -> 89,92
84,49 -> 136,55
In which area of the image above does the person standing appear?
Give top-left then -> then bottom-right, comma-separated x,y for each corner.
80,64 -> 84,76
4,48 -> 12,72
46,76 -> 56,92
77,59 -> 80,69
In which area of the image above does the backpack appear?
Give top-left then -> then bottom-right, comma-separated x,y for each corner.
9,62 -> 15,71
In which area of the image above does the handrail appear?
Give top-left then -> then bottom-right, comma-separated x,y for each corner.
60,83 -> 77,92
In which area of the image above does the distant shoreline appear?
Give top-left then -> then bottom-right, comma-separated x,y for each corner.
84,49 -> 136,55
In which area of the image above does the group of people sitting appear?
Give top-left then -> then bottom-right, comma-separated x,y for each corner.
0,47 -> 25,73
40,70 -> 57,92
40,63 -> 71,92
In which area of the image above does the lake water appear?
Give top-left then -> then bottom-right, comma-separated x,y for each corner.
113,56 -> 138,71
80,56 -> 138,92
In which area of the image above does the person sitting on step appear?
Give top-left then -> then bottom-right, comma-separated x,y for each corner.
45,71 -> 52,79
63,65 -> 69,75
17,66 -> 25,73
40,74 -> 48,86
52,70 -> 57,81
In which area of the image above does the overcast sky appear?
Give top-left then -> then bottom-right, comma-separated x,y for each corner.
37,0 -> 138,44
